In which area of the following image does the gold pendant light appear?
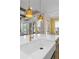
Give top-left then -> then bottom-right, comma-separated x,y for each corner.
25,7 -> 32,18
38,14 -> 43,21
38,0 -> 44,21
25,0 -> 33,18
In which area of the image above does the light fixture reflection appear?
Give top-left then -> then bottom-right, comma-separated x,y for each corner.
25,7 -> 33,18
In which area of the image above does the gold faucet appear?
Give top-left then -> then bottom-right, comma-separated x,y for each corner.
50,17 -> 56,34
28,22 -> 35,43
29,23 -> 32,42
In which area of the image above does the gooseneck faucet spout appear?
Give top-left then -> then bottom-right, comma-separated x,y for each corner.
29,23 -> 32,42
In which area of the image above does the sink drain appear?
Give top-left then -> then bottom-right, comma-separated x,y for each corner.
40,47 -> 43,50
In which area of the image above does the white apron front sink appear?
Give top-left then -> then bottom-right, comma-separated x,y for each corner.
20,39 -> 56,59
20,34 -> 59,59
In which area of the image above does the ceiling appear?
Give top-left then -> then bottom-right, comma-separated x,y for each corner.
20,0 -> 59,18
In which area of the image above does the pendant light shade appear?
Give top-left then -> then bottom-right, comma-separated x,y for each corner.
38,0 -> 44,21
25,7 -> 33,18
38,14 -> 44,21
25,0 -> 33,19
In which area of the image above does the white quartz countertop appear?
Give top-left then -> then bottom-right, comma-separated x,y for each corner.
21,40 -> 56,59
20,34 -> 59,59
20,34 -> 59,44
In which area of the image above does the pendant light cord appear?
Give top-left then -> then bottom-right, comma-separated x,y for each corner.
46,0 -> 47,14
40,0 -> 42,14
28,0 -> 30,7
46,0 -> 49,18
